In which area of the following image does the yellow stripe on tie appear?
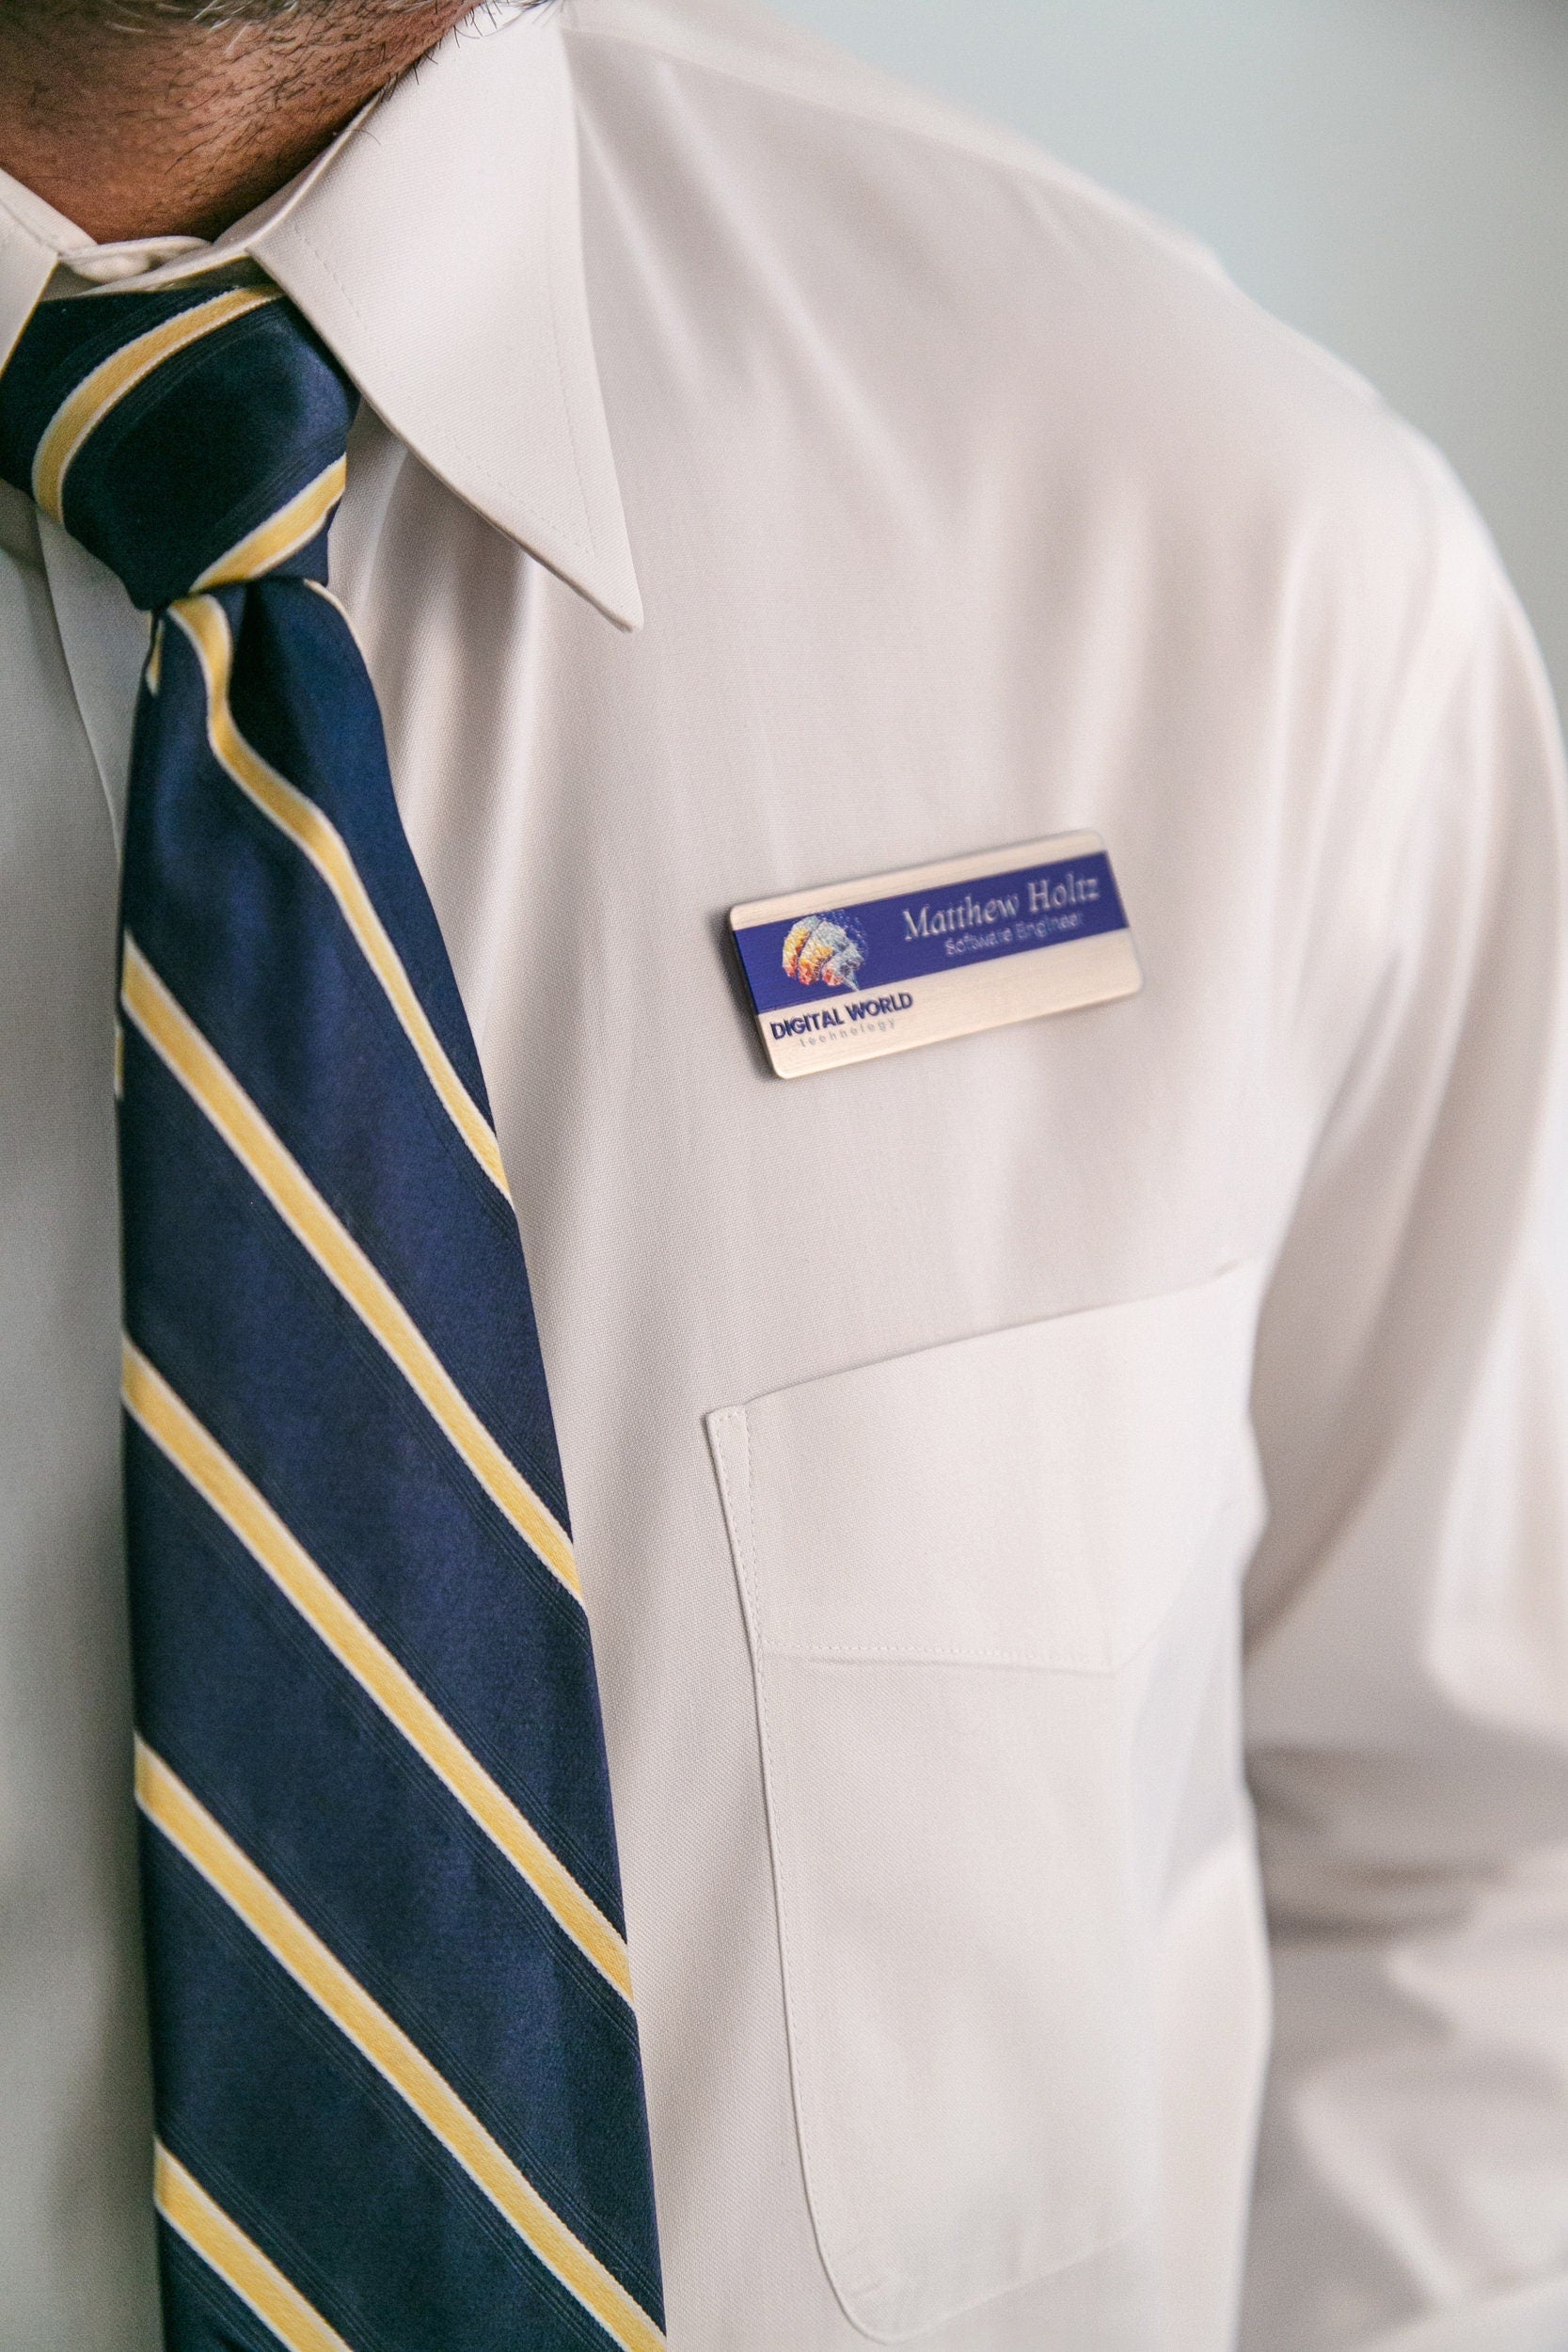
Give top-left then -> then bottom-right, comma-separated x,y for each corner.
119,938 -> 579,1602
155,2146 -> 356,2352
167,596 -> 510,1200
123,1338 -> 632,2002
137,1749 -> 665,2352
194,456 -> 349,591
31,286 -> 280,524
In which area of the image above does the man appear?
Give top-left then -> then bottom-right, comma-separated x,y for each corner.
1,0 -> 1566,2345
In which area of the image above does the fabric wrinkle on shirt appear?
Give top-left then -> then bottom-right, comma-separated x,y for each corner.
1,2 -> 1567,2349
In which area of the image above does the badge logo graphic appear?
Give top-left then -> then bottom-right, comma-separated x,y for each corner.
781,913 -> 866,990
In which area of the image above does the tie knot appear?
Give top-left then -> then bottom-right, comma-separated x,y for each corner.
0,267 -> 356,611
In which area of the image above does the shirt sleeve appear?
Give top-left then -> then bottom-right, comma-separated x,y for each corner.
1239,507 -> 1568,2351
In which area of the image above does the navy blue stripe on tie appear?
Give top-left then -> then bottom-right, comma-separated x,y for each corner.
0,267 -> 259,475
120,1022 -> 626,1933
226,567 -> 495,1120
145,1833 -> 643,2352
127,596 -> 567,1524
158,2221 -> 293,2352
127,1415 -> 661,2308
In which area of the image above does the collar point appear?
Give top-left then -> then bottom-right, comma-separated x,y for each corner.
595,576 -> 645,635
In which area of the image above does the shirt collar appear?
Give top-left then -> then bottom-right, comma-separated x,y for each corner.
0,2 -> 642,630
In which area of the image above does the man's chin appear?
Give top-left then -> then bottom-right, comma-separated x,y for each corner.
17,0 -> 492,27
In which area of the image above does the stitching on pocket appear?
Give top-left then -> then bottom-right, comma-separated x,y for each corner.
708,1406 -> 885,2333
753,1546 -> 1225,1673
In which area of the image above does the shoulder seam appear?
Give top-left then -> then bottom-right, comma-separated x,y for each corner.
561,4 -> 1227,279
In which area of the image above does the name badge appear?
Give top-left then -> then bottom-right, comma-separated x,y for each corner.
730,832 -> 1141,1078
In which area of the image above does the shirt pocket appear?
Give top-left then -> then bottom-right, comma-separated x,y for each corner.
705,1261 -> 1266,2342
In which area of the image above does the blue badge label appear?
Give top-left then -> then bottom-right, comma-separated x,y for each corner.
730,833 -> 1141,1078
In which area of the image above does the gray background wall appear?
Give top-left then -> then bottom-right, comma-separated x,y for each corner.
763,0 -> 1568,714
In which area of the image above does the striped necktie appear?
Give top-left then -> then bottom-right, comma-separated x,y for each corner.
0,270 -> 665,2352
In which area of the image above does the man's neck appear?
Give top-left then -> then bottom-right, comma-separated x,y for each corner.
0,3 -> 476,246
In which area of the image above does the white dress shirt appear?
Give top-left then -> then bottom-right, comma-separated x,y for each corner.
2,3 -> 1567,2346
